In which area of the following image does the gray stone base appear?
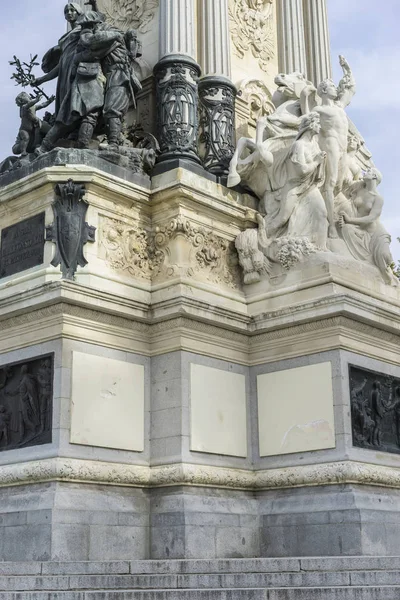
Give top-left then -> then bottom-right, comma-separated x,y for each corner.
0,482 -> 150,561
259,484 -> 400,557
150,487 -> 260,559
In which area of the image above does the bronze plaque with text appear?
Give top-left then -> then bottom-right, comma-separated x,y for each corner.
0,213 -> 45,278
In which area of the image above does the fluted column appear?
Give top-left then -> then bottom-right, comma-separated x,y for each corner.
159,0 -> 196,59
199,0 -> 231,78
303,0 -> 332,85
277,0 -> 307,75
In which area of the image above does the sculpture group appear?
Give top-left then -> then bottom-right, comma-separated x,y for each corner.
6,2 -> 156,174
230,57 -> 398,286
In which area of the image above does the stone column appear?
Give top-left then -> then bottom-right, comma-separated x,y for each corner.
197,0 -> 236,177
159,0 -> 196,58
277,0 -> 307,75
199,0 -> 231,78
303,0 -> 332,85
154,0 -> 201,169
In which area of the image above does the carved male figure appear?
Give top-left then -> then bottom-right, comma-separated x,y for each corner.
13,92 -> 54,156
302,56 -> 356,238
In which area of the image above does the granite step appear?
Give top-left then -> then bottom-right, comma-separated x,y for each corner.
0,558 -> 399,598
2,557 -> 400,576
0,588 -> 399,600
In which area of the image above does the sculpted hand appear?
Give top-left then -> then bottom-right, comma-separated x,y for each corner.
338,212 -> 348,228
317,151 -> 327,164
31,76 -> 43,87
339,55 -> 350,70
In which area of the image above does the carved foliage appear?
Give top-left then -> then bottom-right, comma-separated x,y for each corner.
99,217 -> 152,280
154,56 -> 201,163
153,217 -> 241,289
46,180 -> 96,281
0,355 -> 53,453
350,365 -> 400,455
229,0 -> 275,72
98,0 -> 159,33
199,78 -> 237,176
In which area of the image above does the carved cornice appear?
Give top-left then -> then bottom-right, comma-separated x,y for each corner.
1,458 -> 400,491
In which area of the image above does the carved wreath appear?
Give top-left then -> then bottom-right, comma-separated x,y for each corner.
99,0 -> 159,33
229,0 -> 275,72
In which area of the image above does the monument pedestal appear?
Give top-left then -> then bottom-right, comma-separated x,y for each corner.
0,162 -> 399,559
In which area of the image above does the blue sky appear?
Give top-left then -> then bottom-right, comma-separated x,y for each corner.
0,0 -> 399,258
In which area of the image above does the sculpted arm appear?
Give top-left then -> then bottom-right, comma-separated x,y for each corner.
34,65 -> 59,86
336,55 -> 356,108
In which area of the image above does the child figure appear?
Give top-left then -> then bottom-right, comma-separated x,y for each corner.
13,92 -> 55,156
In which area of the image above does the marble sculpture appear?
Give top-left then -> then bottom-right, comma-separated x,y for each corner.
229,57 -> 398,287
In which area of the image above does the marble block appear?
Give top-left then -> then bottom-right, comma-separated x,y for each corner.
257,362 -> 335,457
70,352 -> 145,452
190,363 -> 247,457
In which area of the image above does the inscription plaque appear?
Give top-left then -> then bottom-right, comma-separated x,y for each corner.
0,213 -> 45,278
350,365 -> 400,455
0,354 -> 53,452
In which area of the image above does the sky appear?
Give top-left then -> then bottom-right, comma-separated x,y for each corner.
0,0 -> 399,258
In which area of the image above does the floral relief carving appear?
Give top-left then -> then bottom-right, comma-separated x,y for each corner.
229,0 -> 275,73
2,458 -> 400,492
98,0 -> 159,33
99,217 -> 152,280
153,217 -> 241,289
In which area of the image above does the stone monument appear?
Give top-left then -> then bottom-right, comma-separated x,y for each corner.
0,0 -> 399,567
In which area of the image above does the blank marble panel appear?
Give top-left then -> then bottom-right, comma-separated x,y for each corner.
70,352 -> 144,452
257,362 -> 335,457
190,364 -> 247,457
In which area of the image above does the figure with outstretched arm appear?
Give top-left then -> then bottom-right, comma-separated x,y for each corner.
300,56 -> 356,239
12,92 -> 55,156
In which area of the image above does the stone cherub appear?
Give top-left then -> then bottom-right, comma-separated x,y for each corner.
13,92 -> 55,156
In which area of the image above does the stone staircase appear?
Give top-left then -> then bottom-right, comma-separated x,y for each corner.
0,557 -> 399,599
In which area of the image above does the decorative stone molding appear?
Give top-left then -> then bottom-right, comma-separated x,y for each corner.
3,458 -> 400,492
153,217 -> 241,289
237,79 -> 275,129
99,217 -> 152,281
154,54 -> 202,166
228,0 -> 276,73
198,76 -> 237,176
98,0 -> 159,33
